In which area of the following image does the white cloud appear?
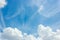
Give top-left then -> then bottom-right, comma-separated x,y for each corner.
0,0 -> 7,8
1,27 -> 23,40
38,24 -> 60,40
0,24 -> 60,40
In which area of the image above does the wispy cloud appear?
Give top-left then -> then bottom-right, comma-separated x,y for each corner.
37,0 -> 60,18
38,5 -> 44,12
6,5 -> 25,19
0,0 -> 7,29
0,24 -> 60,40
26,0 -> 47,25
26,0 -> 46,8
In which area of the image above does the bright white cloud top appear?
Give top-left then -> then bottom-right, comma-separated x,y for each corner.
0,24 -> 60,40
0,0 -> 7,8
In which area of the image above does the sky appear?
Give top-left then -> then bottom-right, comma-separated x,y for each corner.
0,0 -> 60,40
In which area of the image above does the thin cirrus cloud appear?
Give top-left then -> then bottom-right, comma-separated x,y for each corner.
0,24 -> 60,40
37,0 -> 60,18
6,6 -> 25,19
0,0 -> 7,29
26,0 -> 46,7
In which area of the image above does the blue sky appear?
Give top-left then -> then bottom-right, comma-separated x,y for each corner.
0,0 -> 60,34
0,0 -> 60,40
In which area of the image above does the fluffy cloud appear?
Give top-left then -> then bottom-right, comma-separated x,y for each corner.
0,27 -> 23,40
38,24 -> 60,40
0,0 -> 7,8
0,24 -> 60,40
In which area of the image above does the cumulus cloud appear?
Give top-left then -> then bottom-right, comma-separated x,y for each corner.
0,24 -> 60,40
38,24 -> 60,40
1,27 -> 23,40
0,0 -> 7,8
